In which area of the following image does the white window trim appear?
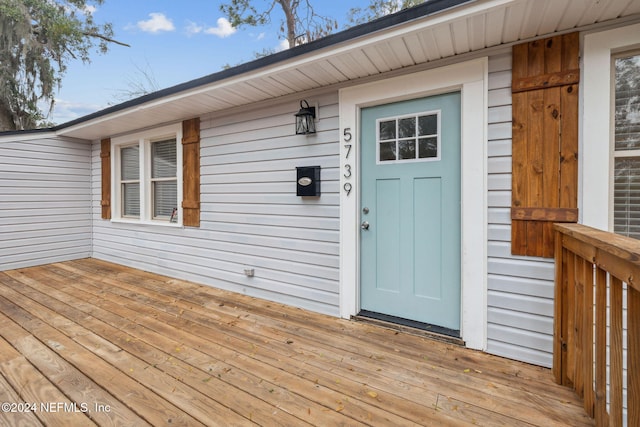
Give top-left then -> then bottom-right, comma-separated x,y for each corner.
338,58 -> 488,351
111,124 -> 183,227
582,23 -> 640,231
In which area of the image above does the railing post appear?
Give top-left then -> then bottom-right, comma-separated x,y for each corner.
565,248 -> 576,388
581,258 -> 594,417
574,257 -> 585,398
610,277 -> 623,426
594,267 -> 607,425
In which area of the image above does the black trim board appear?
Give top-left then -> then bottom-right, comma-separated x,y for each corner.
356,310 -> 464,345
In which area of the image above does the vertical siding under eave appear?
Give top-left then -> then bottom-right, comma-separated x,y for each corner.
0,136 -> 92,271
487,52 -> 555,368
91,92 -> 341,316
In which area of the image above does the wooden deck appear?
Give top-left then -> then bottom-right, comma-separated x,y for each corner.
0,259 -> 593,426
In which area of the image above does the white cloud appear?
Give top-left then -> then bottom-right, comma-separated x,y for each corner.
50,99 -> 105,125
83,5 -> 97,14
183,18 -> 235,38
137,13 -> 175,34
276,39 -> 290,52
185,21 -> 203,36
256,32 -> 266,41
203,18 -> 236,38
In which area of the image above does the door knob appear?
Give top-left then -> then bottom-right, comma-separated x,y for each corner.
361,221 -> 370,230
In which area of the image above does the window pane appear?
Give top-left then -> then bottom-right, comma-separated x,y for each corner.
398,117 -> 416,138
152,139 -> 177,178
398,140 -> 416,159
614,157 -> 640,239
615,54 -> 640,150
121,145 -> 139,180
418,114 -> 437,136
153,180 -> 177,219
122,183 -> 140,217
376,112 -> 441,164
380,141 -> 396,161
418,137 -> 438,158
379,120 -> 396,140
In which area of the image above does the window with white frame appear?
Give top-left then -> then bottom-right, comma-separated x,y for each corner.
612,51 -> 640,239
376,111 -> 440,164
112,125 -> 182,225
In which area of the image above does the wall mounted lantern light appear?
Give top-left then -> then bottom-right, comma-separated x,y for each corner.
295,100 -> 316,135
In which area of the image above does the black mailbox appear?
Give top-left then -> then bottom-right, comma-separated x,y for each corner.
296,166 -> 321,197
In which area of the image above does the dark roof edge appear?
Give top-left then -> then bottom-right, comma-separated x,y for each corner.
21,0 -> 474,135
0,127 -> 56,137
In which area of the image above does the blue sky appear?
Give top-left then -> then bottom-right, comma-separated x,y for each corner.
51,0 -> 371,124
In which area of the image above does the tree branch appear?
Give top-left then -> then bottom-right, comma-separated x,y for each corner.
82,31 -> 130,47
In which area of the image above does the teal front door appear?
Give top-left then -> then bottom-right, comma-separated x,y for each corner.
360,92 -> 461,332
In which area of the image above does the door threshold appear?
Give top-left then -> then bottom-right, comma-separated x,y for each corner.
354,310 -> 465,346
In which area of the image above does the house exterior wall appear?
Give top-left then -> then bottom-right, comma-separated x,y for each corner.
0,9 -> 636,395
91,92 -> 341,316
0,135 -> 92,271
87,54 -> 556,366
486,51 -> 555,368
0,53 -> 560,367
0,47 -> 598,370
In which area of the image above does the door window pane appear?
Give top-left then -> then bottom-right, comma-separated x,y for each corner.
380,141 -> 396,161
419,137 -> 438,158
399,140 -> 416,159
377,112 -> 439,163
379,120 -> 396,140
419,114 -> 438,136
398,117 -> 416,138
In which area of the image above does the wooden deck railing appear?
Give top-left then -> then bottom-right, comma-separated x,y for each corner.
554,223 -> 639,426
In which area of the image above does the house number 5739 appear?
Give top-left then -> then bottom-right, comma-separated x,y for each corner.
343,127 -> 353,196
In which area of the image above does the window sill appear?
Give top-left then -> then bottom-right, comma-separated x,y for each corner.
110,218 -> 183,228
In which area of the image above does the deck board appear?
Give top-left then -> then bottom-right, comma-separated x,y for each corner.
0,259 -> 594,426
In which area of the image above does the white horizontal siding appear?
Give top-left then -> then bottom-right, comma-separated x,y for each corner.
0,136 -> 92,270
92,92 -> 340,316
486,52 -> 556,368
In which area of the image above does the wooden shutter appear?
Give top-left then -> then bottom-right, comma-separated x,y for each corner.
511,33 -> 579,258
100,138 -> 111,220
182,118 -> 201,227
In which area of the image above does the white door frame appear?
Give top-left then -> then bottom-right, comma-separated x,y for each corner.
338,58 -> 488,350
